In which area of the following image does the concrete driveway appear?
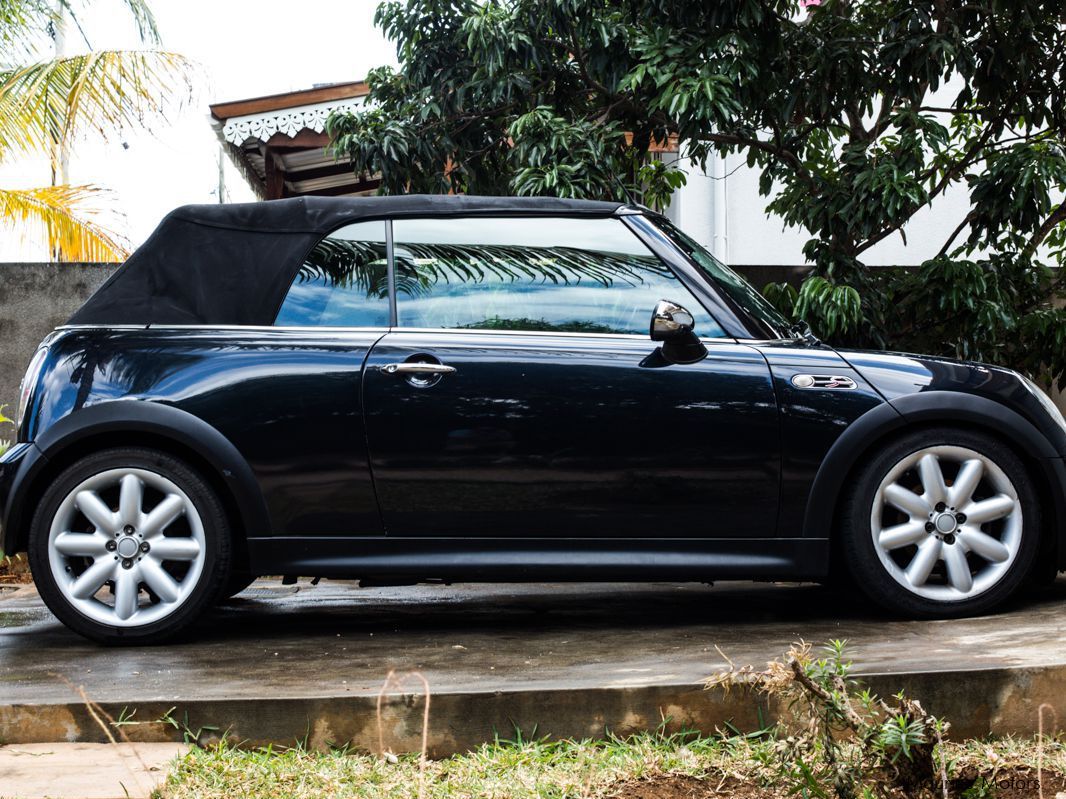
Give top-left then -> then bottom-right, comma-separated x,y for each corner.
2,578 -> 1065,753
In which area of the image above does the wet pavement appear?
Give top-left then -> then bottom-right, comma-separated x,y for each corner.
2,578 -> 1065,749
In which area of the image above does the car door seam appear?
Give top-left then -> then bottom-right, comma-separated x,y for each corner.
361,329 -> 392,536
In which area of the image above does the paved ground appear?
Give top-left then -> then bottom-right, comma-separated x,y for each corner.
0,742 -> 187,799
2,578 -> 1066,753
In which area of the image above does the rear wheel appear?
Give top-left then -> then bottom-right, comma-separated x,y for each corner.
28,447 -> 231,645
841,427 -> 1040,618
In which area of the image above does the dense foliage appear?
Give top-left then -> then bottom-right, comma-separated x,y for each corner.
328,0 -> 1066,382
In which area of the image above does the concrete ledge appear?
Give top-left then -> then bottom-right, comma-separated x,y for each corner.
1,666 -> 1063,756
3,580 -> 1065,753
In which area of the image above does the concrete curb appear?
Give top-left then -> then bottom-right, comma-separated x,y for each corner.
3,664 -> 1063,756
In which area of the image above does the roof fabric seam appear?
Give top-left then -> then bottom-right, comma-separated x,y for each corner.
170,207 -> 624,234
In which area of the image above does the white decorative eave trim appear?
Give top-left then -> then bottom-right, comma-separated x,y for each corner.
220,96 -> 367,145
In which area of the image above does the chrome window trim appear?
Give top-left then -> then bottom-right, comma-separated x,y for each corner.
385,219 -> 398,326
390,327 -> 739,344
55,323 -> 739,343
393,326 -> 649,341
56,324 -> 391,333
58,324 -> 150,330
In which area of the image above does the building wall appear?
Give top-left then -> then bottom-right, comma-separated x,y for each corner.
0,263 -> 118,411
671,150 -> 974,267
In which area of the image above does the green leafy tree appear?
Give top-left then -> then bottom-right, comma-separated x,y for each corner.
329,0 -> 1066,382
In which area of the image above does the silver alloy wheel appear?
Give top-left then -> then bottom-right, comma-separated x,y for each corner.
47,468 -> 206,627
871,445 -> 1022,602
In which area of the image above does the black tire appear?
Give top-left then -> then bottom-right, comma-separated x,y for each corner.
840,426 -> 1041,618
219,572 -> 257,601
28,447 -> 231,645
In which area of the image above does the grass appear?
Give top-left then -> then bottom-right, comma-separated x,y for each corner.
142,640 -> 1066,798
948,732 -> 1066,773
157,731 -> 773,799
155,730 -> 1066,799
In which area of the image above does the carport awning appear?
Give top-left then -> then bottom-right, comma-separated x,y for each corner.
209,81 -> 381,200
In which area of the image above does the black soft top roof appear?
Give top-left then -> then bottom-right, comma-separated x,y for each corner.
68,195 -> 627,327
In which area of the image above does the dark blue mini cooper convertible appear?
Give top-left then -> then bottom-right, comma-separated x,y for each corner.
2,195 -> 1064,643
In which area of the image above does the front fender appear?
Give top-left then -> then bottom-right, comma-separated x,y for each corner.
2,400 -> 271,555
803,391 -> 1066,568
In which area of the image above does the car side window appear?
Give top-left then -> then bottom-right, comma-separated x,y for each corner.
391,216 -> 724,336
274,221 -> 389,327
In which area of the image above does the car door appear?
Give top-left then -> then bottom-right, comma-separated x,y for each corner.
361,215 -> 780,539
237,218 -> 393,537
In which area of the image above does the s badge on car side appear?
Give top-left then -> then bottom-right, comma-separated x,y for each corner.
791,374 -> 858,390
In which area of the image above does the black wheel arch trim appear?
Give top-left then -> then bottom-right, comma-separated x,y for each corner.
803,390 -> 1066,569
2,400 -> 271,554
0,443 -> 48,555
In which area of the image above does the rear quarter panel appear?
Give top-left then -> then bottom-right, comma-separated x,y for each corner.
28,327 -> 384,537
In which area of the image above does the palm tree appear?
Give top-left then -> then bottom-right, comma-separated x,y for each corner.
0,0 -> 194,261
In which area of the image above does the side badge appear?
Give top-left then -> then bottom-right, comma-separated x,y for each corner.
791,374 -> 857,390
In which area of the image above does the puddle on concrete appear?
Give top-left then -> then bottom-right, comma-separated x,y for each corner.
236,586 -> 301,600
0,609 -> 30,628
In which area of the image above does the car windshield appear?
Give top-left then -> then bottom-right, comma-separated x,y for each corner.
647,216 -> 793,338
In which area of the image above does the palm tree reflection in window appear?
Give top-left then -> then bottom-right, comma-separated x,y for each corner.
285,236 -> 712,336
276,239 -> 390,327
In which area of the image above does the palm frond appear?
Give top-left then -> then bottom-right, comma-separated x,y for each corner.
0,48 -> 195,161
0,184 -> 128,261
1,1 -> 163,66
0,0 -> 53,63
111,0 -> 161,44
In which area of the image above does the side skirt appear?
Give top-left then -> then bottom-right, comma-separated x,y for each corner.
246,537 -> 830,582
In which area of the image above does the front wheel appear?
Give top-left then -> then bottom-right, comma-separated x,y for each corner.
28,447 -> 231,645
841,427 -> 1041,618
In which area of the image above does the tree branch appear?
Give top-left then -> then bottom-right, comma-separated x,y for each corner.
935,212 -> 974,259
788,658 -> 867,734
704,131 -> 817,190
1023,202 -> 1066,260
845,103 -> 868,141
866,92 -> 899,141
855,123 -> 999,256
919,105 -> 987,114
556,27 -> 612,99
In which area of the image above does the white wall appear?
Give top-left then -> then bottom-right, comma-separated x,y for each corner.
670,151 -> 976,267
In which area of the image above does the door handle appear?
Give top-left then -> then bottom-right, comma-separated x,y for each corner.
379,362 -> 458,376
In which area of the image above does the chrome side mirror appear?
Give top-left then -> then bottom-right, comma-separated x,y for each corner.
649,299 -> 708,364
650,299 -> 695,341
